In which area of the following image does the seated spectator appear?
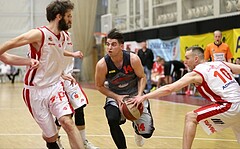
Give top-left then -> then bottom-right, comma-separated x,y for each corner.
7,65 -> 20,84
0,63 -> 11,74
164,60 -> 186,84
151,56 -> 165,89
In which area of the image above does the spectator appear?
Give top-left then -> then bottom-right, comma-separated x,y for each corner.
6,65 -> 20,84
204,30 -> 233,62
151,56 -> 165,89
164,60 -> 186,84
137,40 -> 154,93
126,44 -> 131,52
0,63 -> 10,75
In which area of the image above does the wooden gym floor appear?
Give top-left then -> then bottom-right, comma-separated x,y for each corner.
0,82 -> 239,149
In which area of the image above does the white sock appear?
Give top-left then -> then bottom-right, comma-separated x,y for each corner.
80,129 -> 86,143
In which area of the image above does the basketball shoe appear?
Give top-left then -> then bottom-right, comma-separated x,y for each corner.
134,133 -> 144,147
84,140 -> 99,149
56,136 -> 64,149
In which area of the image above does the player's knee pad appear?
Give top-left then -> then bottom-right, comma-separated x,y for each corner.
55,117 -> 61,127
74,107 -> 85,126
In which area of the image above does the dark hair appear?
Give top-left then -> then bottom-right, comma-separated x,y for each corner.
107,28 -> 124,44
46,0 -> 74,22
186,46 -> 204,59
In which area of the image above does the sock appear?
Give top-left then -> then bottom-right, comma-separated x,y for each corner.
46,141 -> 60,149
80,129 -> 86,143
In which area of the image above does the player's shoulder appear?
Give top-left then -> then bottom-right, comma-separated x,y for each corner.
96,57 -> 106,67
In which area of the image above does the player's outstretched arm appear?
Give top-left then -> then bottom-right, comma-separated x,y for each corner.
0,29 -> 42,56
0,53 -> 39,68
131,72 -> 201,107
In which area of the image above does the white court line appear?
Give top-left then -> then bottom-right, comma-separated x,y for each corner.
0,133 -> 236,142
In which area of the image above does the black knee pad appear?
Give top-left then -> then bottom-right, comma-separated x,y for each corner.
74,107 -> 85,126
55,117 -> 61,127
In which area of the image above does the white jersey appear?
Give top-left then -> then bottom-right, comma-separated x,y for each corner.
24,26 -> 66,87
194,61 -> 240,103
63,31 -> 74,75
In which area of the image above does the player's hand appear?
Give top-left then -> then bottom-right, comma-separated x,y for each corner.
61,74 -> 76,85
116,95 -> 128,106
72,51 -> 83,59
130,95 -> 146,108
29,59 -> 39,70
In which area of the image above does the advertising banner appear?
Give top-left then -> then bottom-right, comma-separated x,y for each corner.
147,37 -> 180,61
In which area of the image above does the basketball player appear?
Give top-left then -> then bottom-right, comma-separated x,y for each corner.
0,53 -> 38,68
132,46 -> 240,149
55,30 -> 99,149
95,28 -> 155,149
0,1 -> 84,149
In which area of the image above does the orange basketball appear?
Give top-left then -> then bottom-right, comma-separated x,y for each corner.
120,97 -> 143,121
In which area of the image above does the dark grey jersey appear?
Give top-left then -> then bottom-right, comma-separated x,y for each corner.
104,50 -> 138,95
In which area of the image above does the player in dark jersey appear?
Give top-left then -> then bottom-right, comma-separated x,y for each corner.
95,28 -> 155,149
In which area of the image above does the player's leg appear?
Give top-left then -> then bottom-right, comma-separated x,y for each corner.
63,80 -> 99,148
51,84 -> 84,149
133,99 -> 155,146
75,106 -> 99,149
105,101 -> 127,149
54,118 -> 64,149
184,102 -> 237,149
182,111 -> 198,149
23,88 -> 61,149
58,114 -> 84,149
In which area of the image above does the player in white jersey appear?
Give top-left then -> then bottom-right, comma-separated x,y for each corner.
131,46 -> 240,149
55,31 -> 99,149
0,1 -> 84,149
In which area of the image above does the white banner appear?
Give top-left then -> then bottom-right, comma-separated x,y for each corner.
147,38 -> 180,61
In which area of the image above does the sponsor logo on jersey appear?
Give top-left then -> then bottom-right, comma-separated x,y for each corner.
118,83 -> 129,88
48,36 -> 53,41
109,70 -> 116,73
71,92 -> 80,100
48,43 -> 56,46
222,80 -> 236,90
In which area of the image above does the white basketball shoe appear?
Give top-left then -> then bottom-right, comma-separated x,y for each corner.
84,140 -> 99,149
56,136 -> 64,149
134,133 -> 144,147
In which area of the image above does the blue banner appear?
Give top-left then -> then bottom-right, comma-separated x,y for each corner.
147,37 -> 180,61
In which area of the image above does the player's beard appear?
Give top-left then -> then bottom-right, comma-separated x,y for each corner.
58,18 -> 70,31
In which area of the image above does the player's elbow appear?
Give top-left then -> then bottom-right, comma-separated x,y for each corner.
163,85 -> 175,94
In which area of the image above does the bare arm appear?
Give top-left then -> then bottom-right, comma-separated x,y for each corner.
224,62 -> 240,74
0,29 -> 42,55
0,53 -> 39,68
64,50 -> 83,59
130,53 -> 146,96
95,58 -> 124,104
132,71 -> 202,106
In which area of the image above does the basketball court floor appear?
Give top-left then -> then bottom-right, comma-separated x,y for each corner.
0,82 -> 239,149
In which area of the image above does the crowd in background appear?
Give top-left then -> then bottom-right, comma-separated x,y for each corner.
124,30 -> 240,95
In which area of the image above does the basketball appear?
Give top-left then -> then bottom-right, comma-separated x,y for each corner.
120,96 -> 143,121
